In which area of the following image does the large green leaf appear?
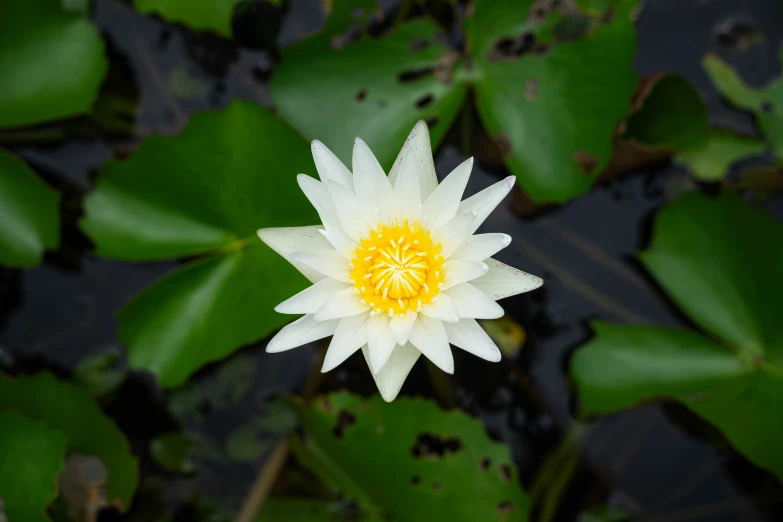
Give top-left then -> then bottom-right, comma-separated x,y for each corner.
467,0 -> 638,203
703,53 -> 783,155
572,192 -> 783,480
0,149 -> 60,267
81,101 -> 318,386
291,392 -> 529,522
0,372 -> 138,509
133,0 -> 240,39
0,0 -> 107,129
674,129 -> 766,181
624,74 -> 710,152
0,411 -> 67,522
271,11 -> 467,169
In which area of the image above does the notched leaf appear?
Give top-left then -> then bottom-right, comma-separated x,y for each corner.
411,433 -> 463,459
574,150 -> 599,174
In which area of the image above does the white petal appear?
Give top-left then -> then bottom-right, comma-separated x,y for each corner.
314,290 -> 371,321
361,341 -> 420,402
275,278 -> 351,314
352,138 -> 394,219
450,233 -> 511,262
389,311 -> 417,345
327,180 -> 372,242
408,315 -> 454,374
296,175 -> 354,255
257,226 -> 332,283
266,314 -> 338,353
289,250 -> 351,283
434,212 -> 477,259
442,259 -> 489,290
311,140 -> 353,188
443,318 -> 501,362
471,258 -> 544,300
422,157 -> 473,230
421,293 -> 459,323
393,142 -> 421,219
367,314 -> 396,374
388,120 -> 438,201
446,283 -> 504,319
322,312 -> 371,372
457,176 -> 515,234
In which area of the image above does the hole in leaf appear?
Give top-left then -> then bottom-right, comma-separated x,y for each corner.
480,457 -> 492,471
497,502 -> 515,514
411,475 -> 421,486
412,433 -> 463,459
425,117 -> 439,128
489,33 -> 535,62
574,150 -> 599,174
356,88 -> 368,102
714,17 -> 762,52
332,410 -> 356,439
499,463 -> 512,483
415,94 -> 434,110
762,101 -> 774,114
409,37 -> 431,51
398,66 -> 435,83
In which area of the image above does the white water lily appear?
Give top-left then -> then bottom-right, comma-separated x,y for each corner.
257,121 -> 542,402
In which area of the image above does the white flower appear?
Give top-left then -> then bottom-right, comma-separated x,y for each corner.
257,121 -> 543,402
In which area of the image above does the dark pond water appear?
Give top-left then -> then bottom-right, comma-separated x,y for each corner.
2,0 -> 783,521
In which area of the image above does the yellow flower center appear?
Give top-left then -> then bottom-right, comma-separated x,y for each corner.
350,220 -> 445,317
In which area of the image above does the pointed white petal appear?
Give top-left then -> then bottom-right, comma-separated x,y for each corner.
314,290 -> 371,321
327,180 -> 372,242
446,283 -> 504,319
322,312 -> 371,372
289,250 -> 351,283
275,278 -> 351,314
408,315 -> 454,374
450,233 -> 511,262
434,212 -> 478,259
353,138 -> 393,203
311,140 -> 353,188
422,157 -> 473,230
388,120 -> 438,201
389,311 -> 417,345
471,258 -> 543,300
442,259 -> 489,290
257,226 -> 332,283
457,176 -> 515,234
296,175 -> 354,254
361,341 -> 420,402
421,293 -> 460,323
367,314 -> 396,374
443,318 -> 502,362
393,143 -> 421,219
266,314 -> 339,353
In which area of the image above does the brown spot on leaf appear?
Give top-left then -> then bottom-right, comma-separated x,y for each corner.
433,482 -> 443,491
496,134 -> 512,157
480,457 -> 492,471
332,410 -> 356,439
411,475 -> 421,485
320,397 -> 333,413
499,463 -> 512,483
489,33 -> 536,62
497,502 -> 515,515
525,78 -> 538,101
412,433 -> 463,459
356,88 -> 368,102
415,93 -> 434,109
398,66 -> 434,83
425,117 -> 439,128
434,51 -> 461,84
762,101 -> 774,114
574,150 -> 599,174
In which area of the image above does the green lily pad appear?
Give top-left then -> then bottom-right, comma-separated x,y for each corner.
0,372 -> 138,509
271,7 -> 467,169
133,0 -> 241,39
257,497 -> 383,522
290,392 -> 529,522
0,0 -> 107,129
81,101 -> 318,387
0,411 -> 67,522
624,74 -> 710,152
572,192 -> 783,480
0,149 -> 60,267
467,0 -> 638,203
674,129 -> 767,181
703,53 -> 783,155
